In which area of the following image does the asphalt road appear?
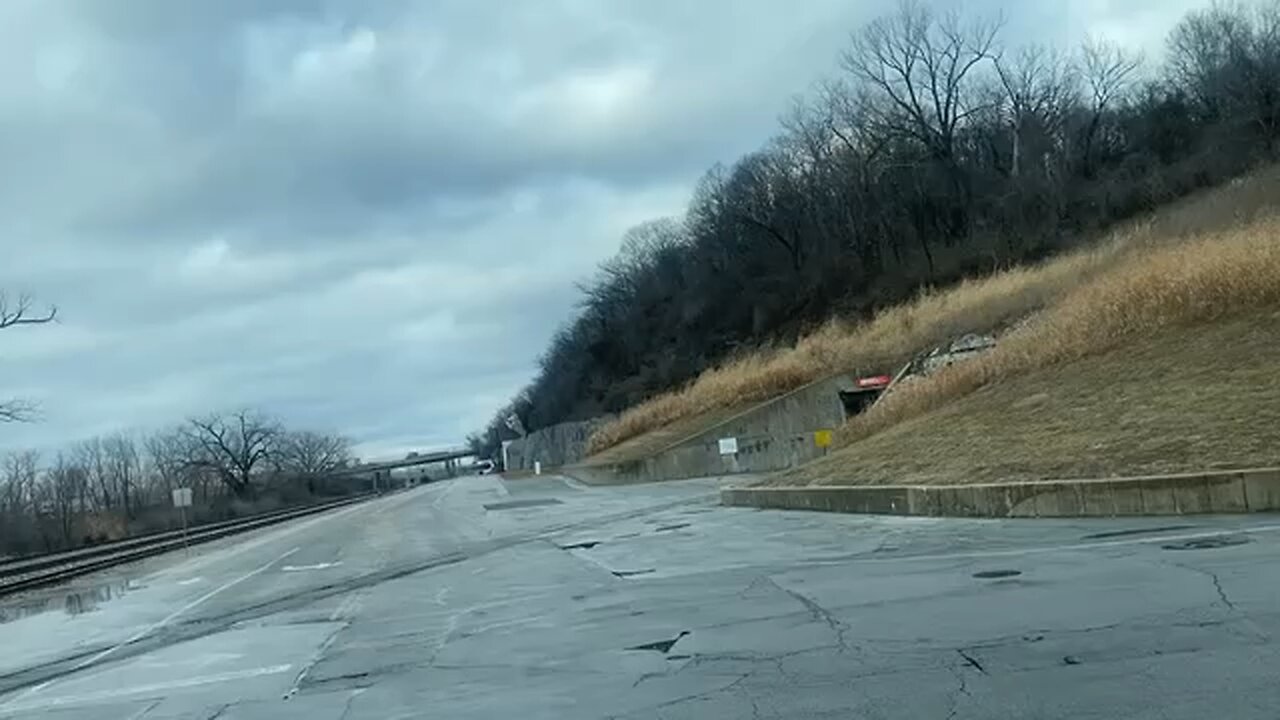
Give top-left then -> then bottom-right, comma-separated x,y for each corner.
2,475 -> 1280,719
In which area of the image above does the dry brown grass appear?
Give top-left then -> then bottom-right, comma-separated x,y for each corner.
776,309 -> 1280,487
586,246 -> 1129,455
839,214 -> 1280,448
585,164 -> 1280,457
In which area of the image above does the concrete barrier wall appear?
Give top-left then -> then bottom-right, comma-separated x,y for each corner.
505,417 -> 611,471
721,468 -> 1280,517
567,374 -> 855,485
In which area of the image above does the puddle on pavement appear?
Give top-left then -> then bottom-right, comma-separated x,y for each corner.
0,579 -> 141,624
612,568 -> 656,578
483,498 -> 563,511
1082,525 -> 1196,540
973,569 -> 1022,579
627,631 -> 690,654
1162,535 -> 1250,551
653,523 -> 691,533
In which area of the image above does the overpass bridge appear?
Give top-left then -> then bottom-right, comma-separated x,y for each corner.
328,446 -> 475,490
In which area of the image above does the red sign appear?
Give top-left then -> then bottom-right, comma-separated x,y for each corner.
855,375 -> 892,389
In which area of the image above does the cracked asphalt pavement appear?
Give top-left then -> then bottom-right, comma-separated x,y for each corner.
3,475 -> 1280,719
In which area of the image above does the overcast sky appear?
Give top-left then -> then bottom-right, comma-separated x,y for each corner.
0,0 -> 1204,460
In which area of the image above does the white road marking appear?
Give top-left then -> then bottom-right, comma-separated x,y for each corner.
175,577 -> 203,586
0,547 -> 301,713
2,664 -> 294,713
281,561 -> 343,572
151,497 -> 392,580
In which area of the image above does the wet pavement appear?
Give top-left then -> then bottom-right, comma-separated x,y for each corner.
2,475 -> 1280,718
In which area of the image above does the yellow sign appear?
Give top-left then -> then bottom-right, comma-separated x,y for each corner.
814,430 -> 833,448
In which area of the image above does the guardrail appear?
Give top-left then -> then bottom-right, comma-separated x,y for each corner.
0,494 -> 373,597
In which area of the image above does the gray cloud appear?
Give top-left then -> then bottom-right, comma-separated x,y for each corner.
0,0 -> 1199,459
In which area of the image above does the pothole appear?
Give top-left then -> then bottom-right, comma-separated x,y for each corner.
560,540 -> 601,550
1082,525 -> 1195,540
653,523 -> 691,533
1161,535 -> 1250,551
973,569 -> 1022,579
627,631 -> 689,654
483,498 -> 563,511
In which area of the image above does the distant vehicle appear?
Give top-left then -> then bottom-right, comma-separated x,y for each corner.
475,459 -> 495,475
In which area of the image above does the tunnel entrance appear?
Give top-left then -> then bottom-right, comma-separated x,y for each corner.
839,374 -> 892,418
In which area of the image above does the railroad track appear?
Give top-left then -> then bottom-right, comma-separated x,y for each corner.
0,494 -> 374,597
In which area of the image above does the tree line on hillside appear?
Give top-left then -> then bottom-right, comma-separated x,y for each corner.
472,0 -> 1280,461
0,297 -> 355,556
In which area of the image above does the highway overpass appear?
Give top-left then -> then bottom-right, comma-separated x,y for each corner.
328,446 -> 475,488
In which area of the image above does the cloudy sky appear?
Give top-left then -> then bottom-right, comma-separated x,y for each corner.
0,0 -> 1204,460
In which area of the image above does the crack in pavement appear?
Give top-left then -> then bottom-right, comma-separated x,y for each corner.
944,665 -> 974,720
763,576 -> 855,654
955,649 -> 987,674
1163,560 -> 1240,612
1209,571 -> 1237,611
336,689 -> 366,720
284,620 -> 351,699
649,671 -> 755,712
0,493 -> 716,701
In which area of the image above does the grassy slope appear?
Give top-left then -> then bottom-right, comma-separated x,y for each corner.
580,403 -> 752,466
585,165 -> 1280,458
774,310 -> 1280,486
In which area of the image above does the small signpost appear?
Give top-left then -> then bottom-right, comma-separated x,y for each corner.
814,429 -> 834,449
172,487 -> 193,555
718,437 -> 739,456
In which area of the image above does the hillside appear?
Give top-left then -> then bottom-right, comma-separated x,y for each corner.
758,196 -> 1280,487
584,164 -> 1280,460
773,309 -> 1280,487
472,1 -> 1280,463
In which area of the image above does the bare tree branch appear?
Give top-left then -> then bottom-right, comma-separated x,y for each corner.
178,410 -> 281,498
0,293 -> 57,330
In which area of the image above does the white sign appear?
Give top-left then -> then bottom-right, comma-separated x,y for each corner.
718,437 -> 739,456
172,487 -> 193,508
504,413 -> 527,437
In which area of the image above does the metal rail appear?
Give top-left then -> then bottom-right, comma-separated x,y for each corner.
0,494 -> 372,597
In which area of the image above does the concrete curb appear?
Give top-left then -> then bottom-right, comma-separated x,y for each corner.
721,468 -> 1280,517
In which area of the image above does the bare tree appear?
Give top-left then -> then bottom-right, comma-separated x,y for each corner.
144,430 -> 185,499
1167,2 -> 1280,146
73,437 -> 112,512
0,450 -> 40,555
994,44 -> 1080,178
102,432 -> 140,518
1078,35 -> 1142,175
277,430 -> 353,478
40,453 -> 85,548
841,0 -> 1003,163
178,410 -> 280,498
0,292 -> 56,423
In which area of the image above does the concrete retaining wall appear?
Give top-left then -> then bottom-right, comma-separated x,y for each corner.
567,374 -> 855,485
721,468 -> 1280,517
505,417 -> 610,471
